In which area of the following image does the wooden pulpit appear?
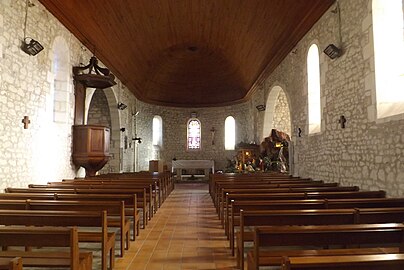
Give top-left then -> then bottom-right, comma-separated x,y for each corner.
72,125 -> 111,177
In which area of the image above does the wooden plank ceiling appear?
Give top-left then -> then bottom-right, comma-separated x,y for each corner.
39,0 -> 335,107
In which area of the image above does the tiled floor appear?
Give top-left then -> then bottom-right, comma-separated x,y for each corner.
114,183 -> 237,270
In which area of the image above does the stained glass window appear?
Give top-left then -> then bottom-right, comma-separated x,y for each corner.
187,119 -> 201,150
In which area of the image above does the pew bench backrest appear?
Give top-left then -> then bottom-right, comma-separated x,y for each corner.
250,223 -> 404,270
0,257 -> 22,270
0,226 -> 89,270
0,209 -> 113,270
281,253 -> 404,270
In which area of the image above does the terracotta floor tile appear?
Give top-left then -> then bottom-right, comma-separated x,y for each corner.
114,183 -> 237,269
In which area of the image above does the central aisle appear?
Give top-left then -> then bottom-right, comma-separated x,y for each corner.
115,183 -> 237,270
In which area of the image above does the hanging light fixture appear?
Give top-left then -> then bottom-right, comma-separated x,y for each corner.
21,0 -> 43,56
21,38 -> 43,56
324,44 -> 341,59
324,0 -> 342,59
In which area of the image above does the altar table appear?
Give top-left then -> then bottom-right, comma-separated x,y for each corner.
171,160 -> 214,180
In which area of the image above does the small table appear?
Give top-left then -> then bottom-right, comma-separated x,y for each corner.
171,160 -> 214,181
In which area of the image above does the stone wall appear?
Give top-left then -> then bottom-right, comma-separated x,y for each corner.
134,100 -> 255,172
87,89 -> 111,128
272,90 -> 291,136
251,0 -> 404,197
1,0 -> 403,198
0,0 -> 135,190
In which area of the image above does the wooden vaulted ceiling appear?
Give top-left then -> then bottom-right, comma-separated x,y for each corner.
39,0 -> 335,107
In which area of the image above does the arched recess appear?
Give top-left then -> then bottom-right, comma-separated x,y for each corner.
86,87 -> 121,173
32,36 -> 73,182
262,85 -> 292,139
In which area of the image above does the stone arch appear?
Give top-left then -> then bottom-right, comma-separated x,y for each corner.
51,36 -> 71,123
86,87 -> 121,173
262,85 -> 292,139
32,36 -> 74,182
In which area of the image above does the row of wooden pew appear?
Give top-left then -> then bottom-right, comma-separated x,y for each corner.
209,172 -> 404,270
0,171 -> 174,270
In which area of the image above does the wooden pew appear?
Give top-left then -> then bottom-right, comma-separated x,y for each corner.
212,179 -> 323,206
238,207 -> 404,265
246,223 -> 404,270
218,186 -> 358,225
0,193 -> 140,237
85,171 -> 174,204
86,175 -> 165,202
51,179 -> 161,212
209,173 -> 308,196
0,226 -> 92,270
214,181 -> 337,213
236,209 -> 357,268
0,209 -> 114,270
5,188 -> 148,229
229,197 -> 404,249
6,186 -> 151,223
281,253 -> 404,270
214,181 -> 338,210
0,199 -> 131,257
51,179 -> 161,211
236,207 -> 404,269
0,258 -> 22,270
223,190 -> 386,238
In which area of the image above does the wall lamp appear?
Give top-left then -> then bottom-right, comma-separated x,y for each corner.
21,38 -> 43,56
117,102 -> 127,110
324,1 -> 343,60
256,104 -> 266,111
324,44 -> 341,59
133,137 -> 142,144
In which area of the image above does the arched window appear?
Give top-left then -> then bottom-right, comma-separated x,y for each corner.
152,116 -> 163,146
372,0 -> 404,119
51,36 -> 70,123
187,118 -> 201,150
225,116 -> 235,150
307,43 -> 321,134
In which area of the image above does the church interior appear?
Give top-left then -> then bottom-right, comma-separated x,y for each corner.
0,0 -> 404,269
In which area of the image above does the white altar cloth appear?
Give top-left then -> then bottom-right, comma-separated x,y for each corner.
172,160 -> 214,171
171,160 -> 214,180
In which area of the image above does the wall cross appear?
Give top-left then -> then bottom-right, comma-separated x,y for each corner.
22,116 -> 31,129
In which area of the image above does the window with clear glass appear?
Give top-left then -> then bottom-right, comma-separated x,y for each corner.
152,116 -> 162,146
225,116 -> 235,150
307,43 -> 321,134
372,0 -> 404,119
187,118 -> 201,150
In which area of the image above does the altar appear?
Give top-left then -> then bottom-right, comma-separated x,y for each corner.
171,160 -> 214,181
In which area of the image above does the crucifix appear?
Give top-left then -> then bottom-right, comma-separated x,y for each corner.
338,115 -> 347,129
21,116 -> 30,129
210,127 -> 216,145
